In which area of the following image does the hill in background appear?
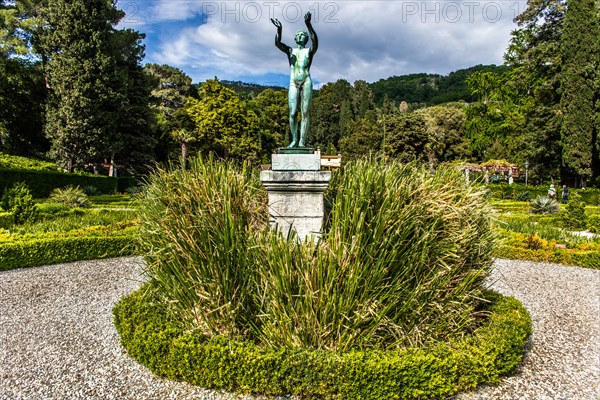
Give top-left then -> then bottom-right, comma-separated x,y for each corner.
369,64 -> 507,106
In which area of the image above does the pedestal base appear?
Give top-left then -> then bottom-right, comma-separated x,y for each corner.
260,170 -> 331,242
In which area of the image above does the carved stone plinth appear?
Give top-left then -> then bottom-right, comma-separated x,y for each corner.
260,170 -> 331,242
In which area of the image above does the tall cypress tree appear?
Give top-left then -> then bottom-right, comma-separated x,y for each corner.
559,0 -> 600,186
111,29 -> 157,174
39,0 -> 125,172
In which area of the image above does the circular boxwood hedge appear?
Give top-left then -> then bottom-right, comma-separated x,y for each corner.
113,287 -> 531,400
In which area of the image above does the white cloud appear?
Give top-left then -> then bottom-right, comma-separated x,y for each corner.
145,0 -> 526,83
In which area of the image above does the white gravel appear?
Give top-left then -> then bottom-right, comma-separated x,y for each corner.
1,257 -> 598,400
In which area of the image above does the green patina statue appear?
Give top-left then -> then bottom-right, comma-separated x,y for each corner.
271,12 -> 318,148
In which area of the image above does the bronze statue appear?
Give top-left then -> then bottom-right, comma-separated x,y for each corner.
271,12 -> 318,148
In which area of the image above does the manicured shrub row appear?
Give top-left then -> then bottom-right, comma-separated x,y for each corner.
0,235 -> 136,271
0,153 -> 59,172
495,229 -> 600,269
114,288 -> 531,400
0,169 -> 118,198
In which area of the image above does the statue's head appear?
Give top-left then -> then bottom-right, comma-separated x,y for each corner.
294,30 -> 308,46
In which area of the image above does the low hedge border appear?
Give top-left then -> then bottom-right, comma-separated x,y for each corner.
0,235 -> 136,271
114,288 -> 531,400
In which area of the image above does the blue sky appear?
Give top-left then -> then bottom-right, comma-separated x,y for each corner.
116,0 -> 527,87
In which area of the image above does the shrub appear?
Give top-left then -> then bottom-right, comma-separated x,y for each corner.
113,287 -> 531,400
587,214 -> 600,233
83,185 -> 98,196
561,192 -> 587,230
515,190 -> 532,202
494,228 -> 600,269
49,186 -> 91,208
36,202 -> 71,219
530,195 -> 559,214
0,235 -> 136,271
0,211 -> 12,229
0,169 -> 117,199
139,158 -> 497,351
0,182 -> 38,224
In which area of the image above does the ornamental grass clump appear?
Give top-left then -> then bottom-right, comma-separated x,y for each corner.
255,160 -> 497,350
530,195 -> 560,214
138,156 -> 268,337
138,157 -> 497,351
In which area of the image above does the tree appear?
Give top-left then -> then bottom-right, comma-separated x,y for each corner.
0,59 -> 46,155
186,79 -> 260,161
416,103 -> 470,167
112,29 -> 157,174
251,88 -> 288,161
0,0 -> 47,156
383,111 -> 428,163
39,0 -> 126,172
144,63 -> 193,128
338,117 -> 382,160
465,70 -> 527,162
501,0 -> 566,181
310,79 -> 353,149
352,80 -> 376,119
559,0 -> 600,186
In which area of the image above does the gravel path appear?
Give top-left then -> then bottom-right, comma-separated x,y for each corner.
1,257 -> 598,400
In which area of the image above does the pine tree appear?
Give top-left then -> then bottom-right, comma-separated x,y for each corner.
559,0 -> 600,186
39,0 -> 125,172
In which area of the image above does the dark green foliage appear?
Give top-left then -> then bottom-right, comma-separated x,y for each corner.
561,192 -> 587,230
559,0 -> 600,184
144,63 -> 194,162
112,29 -> 158,174
221,80 -> 284,100
310,79 -> 355,149
338,118 -> 382,160
0,168 -> 117,198
248,88 -> 288,160
383,112 -> 428,162
0,236 -> 135,271
0,59 -> 47,156
0,182 -> 37,224
40,0 -> 126,172
114,287 -> 531,399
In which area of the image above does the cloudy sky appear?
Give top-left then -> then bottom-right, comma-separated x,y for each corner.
117,0 -> 527,86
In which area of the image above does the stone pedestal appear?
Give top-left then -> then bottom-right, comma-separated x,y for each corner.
260,169 -> 331,242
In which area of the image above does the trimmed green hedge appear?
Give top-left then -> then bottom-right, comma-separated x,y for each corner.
114,289 -> 531,399
0,169 -> 118,198
0,153 -> 59,172
0,235 -> 136,271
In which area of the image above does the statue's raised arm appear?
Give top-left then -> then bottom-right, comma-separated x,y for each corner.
305,12 -> 318,59
270,18 -> 291,56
